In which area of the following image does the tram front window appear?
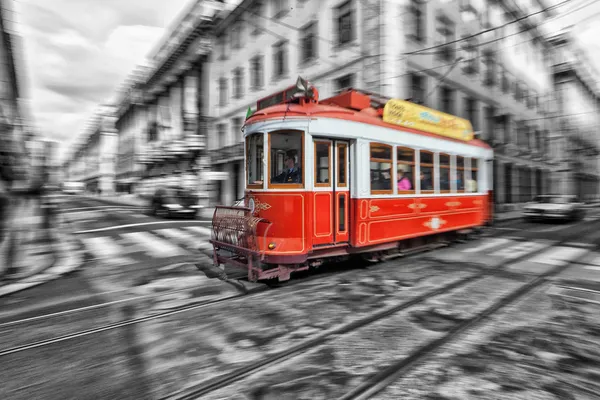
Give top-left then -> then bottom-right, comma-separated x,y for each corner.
247,133 -> 264,187
270,131 -> 303,185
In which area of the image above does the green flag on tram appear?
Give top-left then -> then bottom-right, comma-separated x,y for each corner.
245,106 -> 253,120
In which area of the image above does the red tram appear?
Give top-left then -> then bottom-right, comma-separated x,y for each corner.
210,78 -> 494,282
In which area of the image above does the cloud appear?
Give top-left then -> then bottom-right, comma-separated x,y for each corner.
14,0 -> 191,160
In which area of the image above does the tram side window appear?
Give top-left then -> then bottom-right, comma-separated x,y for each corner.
315,141 -> 331,186
420,151 -> 434,193
246,133 -> 264,187
456,156 -> 465,192
270,131 -> 303,185
370,143 -> 392,194
397,147 -> 415,194
468,158 -> 479,192
439,153 -> 451,192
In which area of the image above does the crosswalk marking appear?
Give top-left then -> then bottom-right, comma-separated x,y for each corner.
81,236 -> 123,258
529,246 -> 589,266
121,232 -> 189,257
463,237 -> 513,253
185,226 -> 212,236
489,240 -> 549,260
155,228 -> 199,249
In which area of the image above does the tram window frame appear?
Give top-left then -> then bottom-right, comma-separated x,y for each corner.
419,150 -> 435,194
396,146 -> 415,194
267,130 -> 305,189
246,132 -> 264,189
439,153 -> 451,193
314,140 -> 332,187
468,157 -> 479,193
455,155 -> 466,192
337,142 -> 348,188
370,143 -> 393,195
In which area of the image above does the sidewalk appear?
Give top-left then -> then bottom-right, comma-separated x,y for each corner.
0,197 -> 84,297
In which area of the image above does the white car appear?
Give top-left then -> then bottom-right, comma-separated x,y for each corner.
523,195 -> 585,222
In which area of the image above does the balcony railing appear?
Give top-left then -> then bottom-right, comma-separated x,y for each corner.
214,142 -> 244,163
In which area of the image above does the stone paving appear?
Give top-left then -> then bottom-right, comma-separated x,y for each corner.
373,284 -> 600,400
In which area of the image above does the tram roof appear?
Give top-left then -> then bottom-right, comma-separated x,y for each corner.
245,90 -> 491,150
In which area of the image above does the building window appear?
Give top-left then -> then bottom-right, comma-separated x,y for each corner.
409,73 -> 426,104
420,150 -> 434,193
409,0 -> 425,42
439,86 -> 453,114
501,67 -> 509,93
370,143 -> 392,194
483,51 -> 495,86
436,15 -> 455,62
233,68 -> 244,99
250,55 -> 264,90
484,106 -> 495,142
231,117 -> 243,143
397,147 -> 415,194
335,0 -> 355,46
335,73 -> 354,93
217,123 -> 226,148
251,1 -> 264,35
273,0 -> 289,18
217,36 -> 227,60
273,41 -> 288,80
300,21 -> 318,63
465,97 -> 478,131
231,24 -> 242,49
461,38 -> 478,74
218,78 -> 227,107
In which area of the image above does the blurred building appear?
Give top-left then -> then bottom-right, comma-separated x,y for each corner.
549,31 -> 600,201
0,0 -> 27,187
112,0 -> 226,202
79,0 -> 600,207
64,106 -> 118,195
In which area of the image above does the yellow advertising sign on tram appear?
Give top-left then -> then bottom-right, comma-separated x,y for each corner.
382,99 -> 474,141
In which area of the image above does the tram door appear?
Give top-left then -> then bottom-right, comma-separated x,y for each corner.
313,140 -> 349,246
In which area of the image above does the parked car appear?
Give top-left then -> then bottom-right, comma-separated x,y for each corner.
522,195 -> 585,222
150,186 -> 202,219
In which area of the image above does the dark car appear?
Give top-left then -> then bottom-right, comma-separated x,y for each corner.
522,195 -> 585,222
150,186 -> 201,219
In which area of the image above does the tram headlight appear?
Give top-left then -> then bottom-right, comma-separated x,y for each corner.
268,243 -> 276,250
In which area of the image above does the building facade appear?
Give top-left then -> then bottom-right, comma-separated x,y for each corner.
101,0 -> 599,208
549,31 -> 600,201
65,106 -> 118,195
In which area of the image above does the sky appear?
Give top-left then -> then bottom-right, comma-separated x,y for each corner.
12,0 -> 191,161
8,0 -> 600,163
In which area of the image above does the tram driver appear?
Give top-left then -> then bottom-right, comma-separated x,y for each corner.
272,151 -> 302,184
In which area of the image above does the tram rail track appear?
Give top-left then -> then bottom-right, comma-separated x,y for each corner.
161,218 -> 600,400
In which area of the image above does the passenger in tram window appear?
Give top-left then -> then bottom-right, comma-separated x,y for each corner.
456,174 -> 464,191
272,152 -> 301,184
397,165 -> 412,191
420,170 -> 433,191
